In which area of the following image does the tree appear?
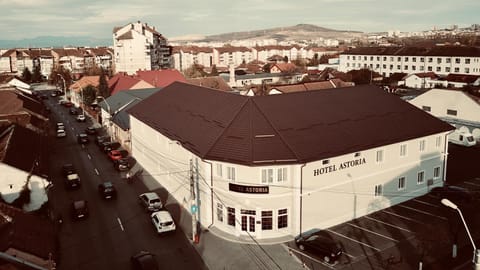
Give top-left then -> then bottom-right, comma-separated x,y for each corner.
262,63 -> 271,73
210,65 -> 219,76
308,53 -> 320,66
98,68 -> 110,98
32,66 -> 43,83
283,56 -> 289,63
49,66 -> 73,91
184,64 -> 207,78
82,85 -> 97,106
22,67 -> 32,83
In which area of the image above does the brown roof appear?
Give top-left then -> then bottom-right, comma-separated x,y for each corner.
0,203 -> 56,260
443,73 -> 480,83
414,72 -> 438,79
343,46 -> 480,57
128,82 -> 454,166
216,46 -> 250,53
186,77 -> 232,91
271,62 -> 298,73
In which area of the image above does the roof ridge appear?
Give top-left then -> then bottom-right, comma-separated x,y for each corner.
0,125 -> 15,162
251,98 -> 301,162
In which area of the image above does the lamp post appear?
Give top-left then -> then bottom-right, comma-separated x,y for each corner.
441,198 -> 480,270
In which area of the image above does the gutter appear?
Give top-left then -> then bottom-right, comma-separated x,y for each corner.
299,163 -> 306,235
203,160 -> 215,228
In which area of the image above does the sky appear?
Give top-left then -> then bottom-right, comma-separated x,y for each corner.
0,0 -> 479,41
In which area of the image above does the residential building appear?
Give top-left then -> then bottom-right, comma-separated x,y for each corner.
69,75 -> 106,107
172,46 -> 214,71
339,46 -> 480,78
108,73 -> 154,96
51,48 -> 86,77
113,21 -> 172,75
409,88 -> 480,140
127,82 -> 453,240
213,46 -> 253,68
400,72 -> 439,88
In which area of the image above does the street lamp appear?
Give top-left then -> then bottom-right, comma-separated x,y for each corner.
441,198 -> 480,269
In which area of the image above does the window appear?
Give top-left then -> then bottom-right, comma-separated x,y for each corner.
454,67 -> 459,73
261,211 -> 273,230
405,57 -> 409,62
377,56 -> 380,61
390,56 -> 394,61
428,66 -> 432,71
370,56 -> 373,61
278,209 -> 288,228
436,67 -> 441,72
412,57 -> 416,62
346,63 -> 350,67
428,58 -> 433,63
376,150 -> 384,163
277,168 -> 287,182
420,66 -> 425,71
446,58 -> 451,63
397,57 -> 401,61
412,66 -> 416,71
390,65 -> 393,70
455,58 -> 460,64
217,203 -> 224,222
227,166 -> 236,181
383,64 -> 386,69
465,58 -> 471,64
400,144 -> 407,157
347,56 -> 350,60
376,64 -> 380,69
422,106 -> 431,112
374,184 -> 383,197
437,58 -> 442,64
436,136 -> 442,148
227,207 -> 235,226
322,159 -> 330,165
434,167 -> 441,179
465,68 -> 470,74
420,57 -> 425,62
262,169 -> 273,183
354,152 -> 361,157
447,109 -> 457,116
353,56 -> 356,60
446,67 -> 451,72
216,164 -> 222,177
364,56 -> 367,61
397,65 -> 401,70
419,140 -> 426,152
404,65 -> 408,70
383,56 -> 387,61
398,177 -> 406,190
417,171 -> 425,184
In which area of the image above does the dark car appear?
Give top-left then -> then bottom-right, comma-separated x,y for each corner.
103,141 -> 121,153
69,108 -> 79,115
71,200 -> 89,220
114,158 -> 130,171
98,181 -> 117,199
295,231 -> 343,264
85,126 -> 97,135
131,251 -> 158,270
430,185 -> 473,204
77,133 -> 89,144
62,163 -> 76,176
96,135 -> 111,146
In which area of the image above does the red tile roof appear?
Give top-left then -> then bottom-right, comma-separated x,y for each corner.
134,69 -> 186,88
413,72 -> 438,79
108,73 -> 144,95
343,46 -> 480,57
128,82 -> 453,166
186,77 -> 232,91
216,46 -> 250,53
443,73 -> 480,83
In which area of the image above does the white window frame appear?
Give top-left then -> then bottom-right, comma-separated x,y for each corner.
400,144 -> 407,157
227,166 -> 236,182
417,171 -> 425,184
374,184 -> 383,197
216,163 -> 223,177
261,168 -> 274,183
398,177 -> 406,190
435,136 -> 442,148
419,140 -> 426,152
433,167 -> 441,179
261,167 -> 288,183
376,149 -> 384,163
217,202 -> 224,222
277,168 -> 287,182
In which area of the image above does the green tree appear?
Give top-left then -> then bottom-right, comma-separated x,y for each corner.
184,64 -> 206,78
49,66 -> 73,91
283,56 -> 289,63
262,63 -> 271,73
22,67 -> 32,82
32,66 -> 43,83
82,85 -> 97,106
98,68 -> 110,98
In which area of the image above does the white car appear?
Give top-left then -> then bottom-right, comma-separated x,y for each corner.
139,192 -> 163,211
56,122 -> 65,130
76,114 -> 86,122
56,129 -> 66,138
151,210 -> 176,234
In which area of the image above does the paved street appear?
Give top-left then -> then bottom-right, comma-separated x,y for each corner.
44,94 -> 207,270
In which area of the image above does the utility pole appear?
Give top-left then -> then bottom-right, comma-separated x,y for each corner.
190,159 -> 199,243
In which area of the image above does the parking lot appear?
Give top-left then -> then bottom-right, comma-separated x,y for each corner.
288,144 -> 480,270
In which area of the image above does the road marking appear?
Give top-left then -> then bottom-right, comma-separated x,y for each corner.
94,168 -> 100,175
397,205 -> 448,221
382,210 -> 425,224
71,127 -> 75,131
287,247 -> 338,269
87,154 -> 91,160
412,198 -> 440,208
464,181 -> 480,187
346,223 -> 399,242
365,216 -> 412,233
327,229 -> 380,251
117,217 -> 125,231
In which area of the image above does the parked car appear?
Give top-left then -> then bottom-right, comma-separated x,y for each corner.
114,158 -> 130,171
56,129 -> 66,138
295,231 -> 343,264
62,163 -> 80,189
56,122 -> 65,130
96,135 -> 110,146
51,92 -> 57,97
85,126 -> 97,135
151,210 -> 176,234
139,192 -> 163,212
131,251 -> 158,270
430,185 -> 473,204
76,114 -> 86,122
103,141 -> 121,153
98,181 -> 117,199
77,133 -> 89,144
62,163 -> 76,176
108,149 -> 129,161
69,108 -> 79,115
71,200 -> 89,220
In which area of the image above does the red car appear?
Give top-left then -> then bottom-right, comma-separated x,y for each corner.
108,149 -> 128,161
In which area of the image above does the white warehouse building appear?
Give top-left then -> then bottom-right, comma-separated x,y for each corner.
128,82 -> 453,240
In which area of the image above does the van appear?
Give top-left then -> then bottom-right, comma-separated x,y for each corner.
448,130 -> 476,147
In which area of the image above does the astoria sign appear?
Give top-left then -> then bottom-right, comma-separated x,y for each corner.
313,157 -> 366,176
229,183 -> 269,194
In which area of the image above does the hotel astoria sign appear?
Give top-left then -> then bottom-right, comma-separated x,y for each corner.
313,158 -> 367,176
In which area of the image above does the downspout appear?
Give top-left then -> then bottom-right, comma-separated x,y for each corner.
443,131 -> 453,185
203,160 -> 215,228
299,163 -> 307,235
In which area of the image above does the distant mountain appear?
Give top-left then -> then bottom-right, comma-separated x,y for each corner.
185,24 -> 365,43
0,36 -> 112,49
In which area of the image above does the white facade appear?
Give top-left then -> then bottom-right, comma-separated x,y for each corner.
409,89 -> 480,140
130,116 -> 450,239
339,51 -> 480,78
